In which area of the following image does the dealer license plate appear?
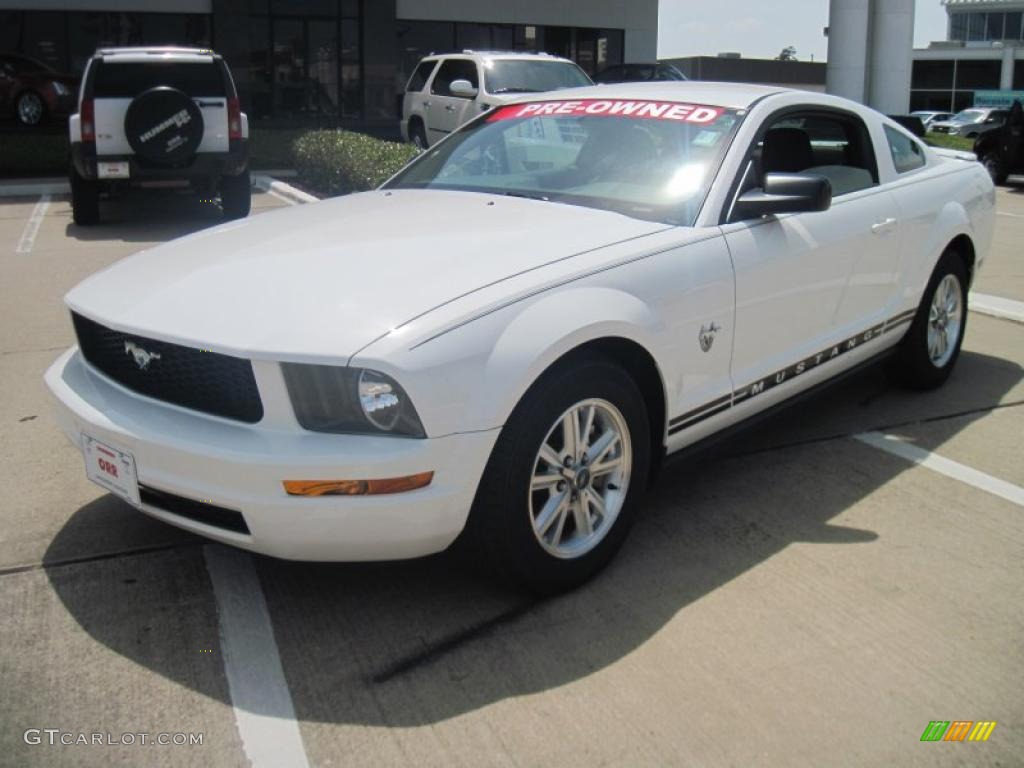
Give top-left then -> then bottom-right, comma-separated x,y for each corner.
82,434 -> 140,506
97,161 -> 129,179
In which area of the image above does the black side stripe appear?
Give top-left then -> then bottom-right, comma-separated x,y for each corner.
667,310 -> 914,436
669,393 -> 732,428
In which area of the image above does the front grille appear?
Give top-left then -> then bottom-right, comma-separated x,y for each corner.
72,312 -> 263,423
140,485 -> 250,534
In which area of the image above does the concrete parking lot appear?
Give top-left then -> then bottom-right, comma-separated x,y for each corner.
0,183 -> 1021,767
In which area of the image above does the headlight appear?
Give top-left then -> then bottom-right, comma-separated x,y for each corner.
281,363 -> 426,438
52,81 -> 69,97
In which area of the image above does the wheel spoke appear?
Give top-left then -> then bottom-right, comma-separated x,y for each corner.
580,405 -> 596,455
531,472 -> 562,491
572,496 -> 592,537
587,489 -> 607,521
590,457 -> 623,478
538,442 -> 562,470
590,429 -> 619,465
562,410 -> 580,462
535,491 -> 568,537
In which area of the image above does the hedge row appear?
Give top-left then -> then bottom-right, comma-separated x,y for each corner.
292,130 -> 418,197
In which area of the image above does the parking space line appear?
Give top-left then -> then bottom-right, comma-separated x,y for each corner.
15,194 -> 51,254
204,545 -> 310,768
970,293 -> 1024,324
997,211 -> 1024,218
855,432 -> 1024,507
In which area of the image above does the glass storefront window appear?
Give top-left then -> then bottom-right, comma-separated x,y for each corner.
912,60 -> 954,90
954,59 -> 1001,90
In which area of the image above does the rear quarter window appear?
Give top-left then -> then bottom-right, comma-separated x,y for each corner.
884,125 -> 927,173
93,61 -> 226,98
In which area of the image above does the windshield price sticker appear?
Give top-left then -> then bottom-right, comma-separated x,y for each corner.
488,100 -> 724,124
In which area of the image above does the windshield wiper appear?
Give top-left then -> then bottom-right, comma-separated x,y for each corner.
489,87 -> 543,94
501,190 -> 549,201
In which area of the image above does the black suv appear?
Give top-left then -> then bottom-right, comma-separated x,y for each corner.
69,47 -> 250,225
974,100 -> 1024,186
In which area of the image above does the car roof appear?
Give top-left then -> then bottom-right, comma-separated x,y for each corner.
423,51 -> 571,63
95,46 -> 218,63
504,80 -> 786,109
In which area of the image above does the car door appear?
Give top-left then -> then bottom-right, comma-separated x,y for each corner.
721,108 -> 901,398
425,58 -> 480,144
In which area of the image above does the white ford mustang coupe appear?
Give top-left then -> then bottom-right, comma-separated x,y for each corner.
47,83 -> 995,592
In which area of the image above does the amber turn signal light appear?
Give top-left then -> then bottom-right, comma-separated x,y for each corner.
283,471 -> 434,497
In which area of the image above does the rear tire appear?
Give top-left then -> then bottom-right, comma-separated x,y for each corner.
16,90 -> 45,126
459,355 -> 650,595
70,167 -> 100,226
220,170 -> 251,220
886,249 -> 968,390
981,152 -> 1009,185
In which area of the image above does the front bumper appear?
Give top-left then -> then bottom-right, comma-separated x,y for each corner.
45,347 -> 499,561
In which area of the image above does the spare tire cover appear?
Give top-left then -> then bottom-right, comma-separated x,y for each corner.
124,87 -> 204,164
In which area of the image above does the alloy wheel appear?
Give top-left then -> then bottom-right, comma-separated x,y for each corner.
17,92 -> 43,125
529,398 -> 632,559
927,273 -> 963,368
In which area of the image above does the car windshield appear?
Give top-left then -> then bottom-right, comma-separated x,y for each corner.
483,60 -> 592,94
951,110 -> 984,124
385,98 -> 742,226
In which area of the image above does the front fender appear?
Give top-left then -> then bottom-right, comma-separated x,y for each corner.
352,285 -> 666,438
471,286 -> 665,431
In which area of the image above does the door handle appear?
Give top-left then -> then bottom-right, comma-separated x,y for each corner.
422,100 -> 430,109
871,217 -> 897,234
444,104 -> 455,112
196,100 -> 224,108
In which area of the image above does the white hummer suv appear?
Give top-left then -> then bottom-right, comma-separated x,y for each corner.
68,47 -> 250,225
400,50 -> 591,148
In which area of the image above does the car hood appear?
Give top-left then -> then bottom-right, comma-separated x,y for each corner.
66,190 -> 667,363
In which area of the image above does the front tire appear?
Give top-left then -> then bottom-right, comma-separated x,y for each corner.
460,356 -> 650,594
887,249 -> 968,390
220,170 -> 251,220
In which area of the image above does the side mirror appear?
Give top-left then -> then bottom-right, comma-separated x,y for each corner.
730,172 -> 832,222
449,79 -> 478,99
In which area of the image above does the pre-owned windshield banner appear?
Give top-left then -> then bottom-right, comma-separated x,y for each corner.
487,100 -> 724,123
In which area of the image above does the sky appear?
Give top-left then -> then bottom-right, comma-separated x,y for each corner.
657,0 -> 949,61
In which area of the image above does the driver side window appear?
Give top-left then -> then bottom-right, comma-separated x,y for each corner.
756,111 -> 879,197
430,59 -> 479,98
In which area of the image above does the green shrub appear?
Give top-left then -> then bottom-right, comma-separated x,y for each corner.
292,130 -> 418,197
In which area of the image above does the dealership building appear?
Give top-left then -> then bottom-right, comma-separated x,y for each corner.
911,0 -> 1024,111
0,0 -> 657,128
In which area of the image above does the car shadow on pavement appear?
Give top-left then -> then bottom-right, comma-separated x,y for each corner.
63,189 -> 236,244
43,348 -> 1023,727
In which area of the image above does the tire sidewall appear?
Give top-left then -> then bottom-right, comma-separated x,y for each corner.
900,250 -> 969,388
472,357 -> 650,593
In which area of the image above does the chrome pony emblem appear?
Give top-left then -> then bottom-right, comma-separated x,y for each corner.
698,322 -> 721,353
124,340 -> 162,370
